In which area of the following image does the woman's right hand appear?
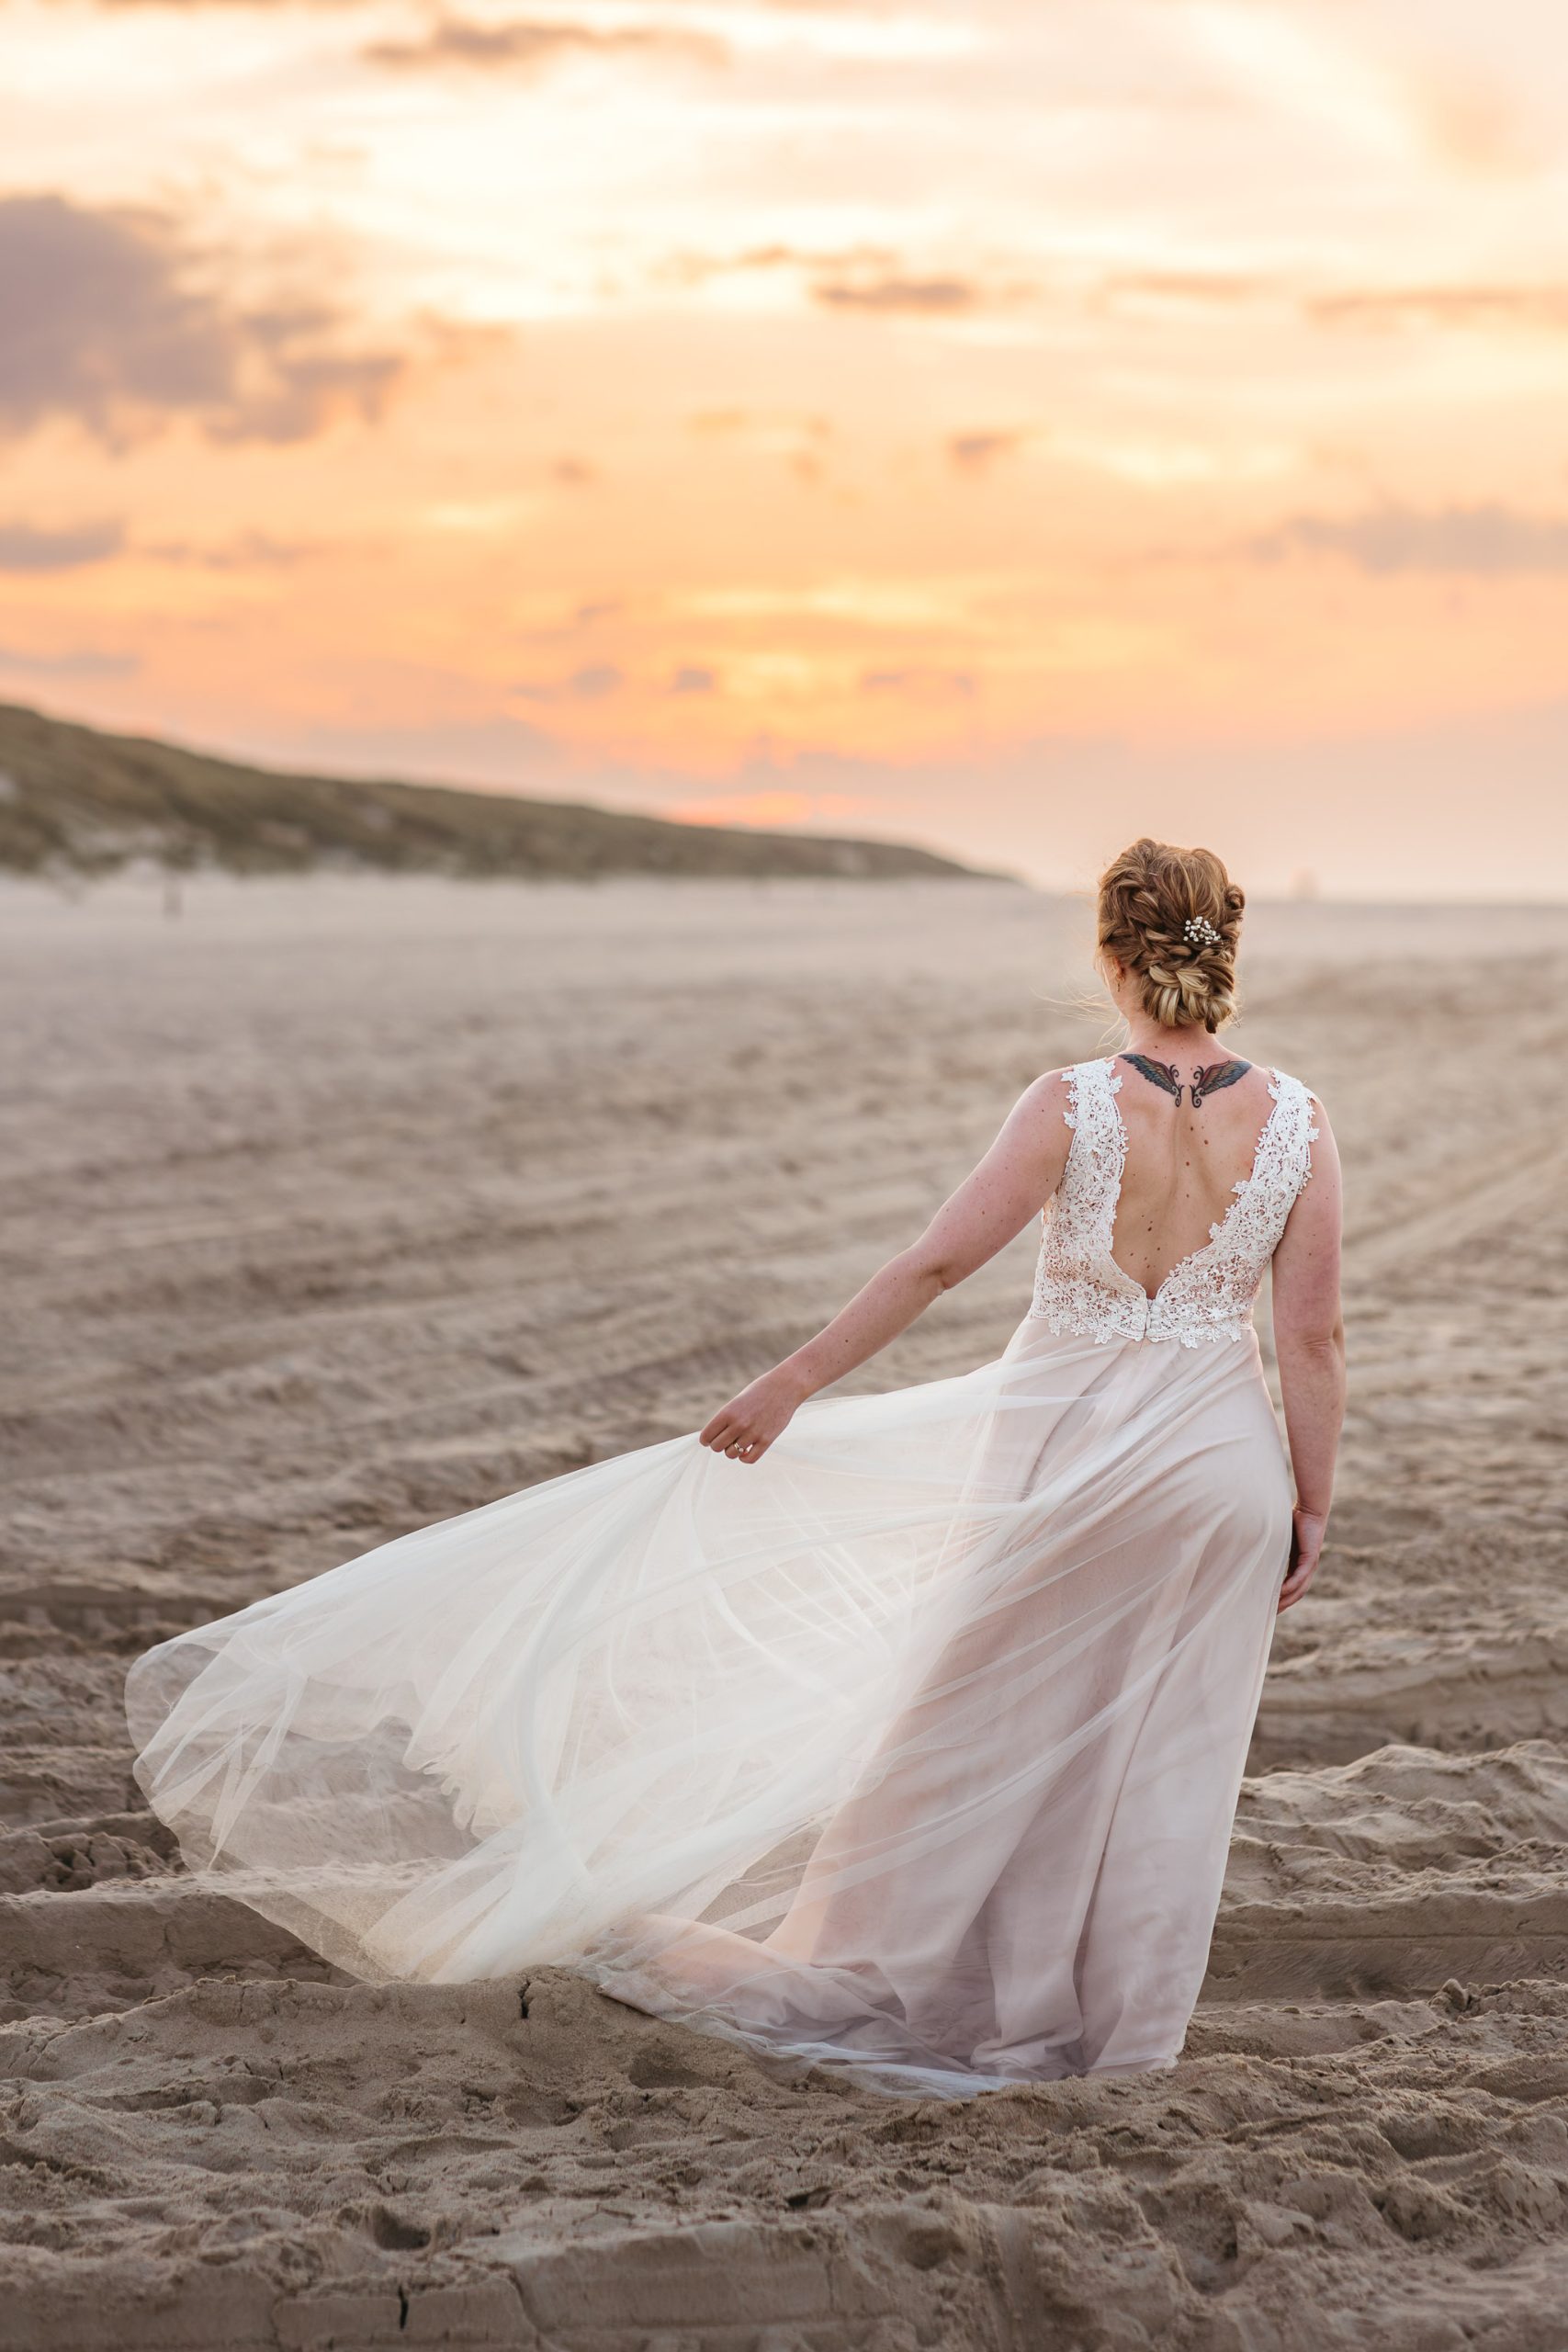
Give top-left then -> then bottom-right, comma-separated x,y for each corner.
699,1366 -> 810,1464
1278,1507 -> 1326,1612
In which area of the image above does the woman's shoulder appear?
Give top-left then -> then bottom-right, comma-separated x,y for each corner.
998,1065 -> 1099,1147
1013,1065 -> 1081,1116
1027,1057 -> 1121,1102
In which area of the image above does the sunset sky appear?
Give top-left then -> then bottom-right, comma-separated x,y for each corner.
4,0 -> 1567,894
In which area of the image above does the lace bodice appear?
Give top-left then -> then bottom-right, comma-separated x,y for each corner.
1029,1057 -> 1320,1347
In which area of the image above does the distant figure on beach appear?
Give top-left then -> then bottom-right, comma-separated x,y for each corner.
128,836 -> 1345,2096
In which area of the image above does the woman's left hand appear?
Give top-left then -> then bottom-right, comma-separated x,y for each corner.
700,1367 -> 808,1464
1278,1507 -> 1326,1611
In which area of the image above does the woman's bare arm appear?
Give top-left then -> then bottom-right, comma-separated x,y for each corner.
700,1073 -> 1074,1461
1269,1098 -> 1346,1611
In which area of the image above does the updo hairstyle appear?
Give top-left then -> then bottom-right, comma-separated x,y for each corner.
1096,837 -> 1244,1032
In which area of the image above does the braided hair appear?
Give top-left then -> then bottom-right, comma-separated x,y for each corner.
1096,837 -> 1245,1032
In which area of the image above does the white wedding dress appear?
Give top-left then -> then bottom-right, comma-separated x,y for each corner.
127,1057 -> 1319,2098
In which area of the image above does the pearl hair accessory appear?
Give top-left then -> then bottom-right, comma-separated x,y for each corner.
1183,915 -> 1222,951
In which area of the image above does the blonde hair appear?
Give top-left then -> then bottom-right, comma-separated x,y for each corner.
1096,837 -> 1245,1032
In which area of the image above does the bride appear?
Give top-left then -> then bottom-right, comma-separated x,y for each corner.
128,836 -> 1345,2098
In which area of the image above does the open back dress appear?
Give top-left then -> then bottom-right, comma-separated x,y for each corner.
127,1056 -> 1320,2098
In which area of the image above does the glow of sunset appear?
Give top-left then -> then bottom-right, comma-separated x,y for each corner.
4,0 -> 1567,894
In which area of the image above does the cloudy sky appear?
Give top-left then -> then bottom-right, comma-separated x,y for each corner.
4,0 -> 1567,893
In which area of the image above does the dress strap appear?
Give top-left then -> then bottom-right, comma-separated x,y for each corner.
1262,1069 -> 1321,1201
1062,1056 -> 1123,1134
1060,1059 -> 1127,1243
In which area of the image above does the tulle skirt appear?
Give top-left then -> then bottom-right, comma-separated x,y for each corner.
126,1314 -> 1292,2098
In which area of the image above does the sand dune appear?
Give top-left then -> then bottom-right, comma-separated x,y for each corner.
3,875 -> 1566,2348
0,700 -> 987,884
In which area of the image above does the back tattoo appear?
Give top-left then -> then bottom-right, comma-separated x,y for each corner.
1120,1053 -> 1252,1109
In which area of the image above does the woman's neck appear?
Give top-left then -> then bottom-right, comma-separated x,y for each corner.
1117,1026 -> 1240,1076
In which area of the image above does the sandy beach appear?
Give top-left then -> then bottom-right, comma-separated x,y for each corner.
4,873 -> 1567,2349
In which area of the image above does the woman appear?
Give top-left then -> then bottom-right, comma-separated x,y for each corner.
128,837 -> 1344,2098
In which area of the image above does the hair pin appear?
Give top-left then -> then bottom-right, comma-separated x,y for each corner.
1183,915 -> 1221,951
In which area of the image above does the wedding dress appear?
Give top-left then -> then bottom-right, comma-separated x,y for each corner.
126,1057 -> 1319,2098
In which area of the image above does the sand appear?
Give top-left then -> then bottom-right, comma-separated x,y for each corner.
3,872 -> 1567,2350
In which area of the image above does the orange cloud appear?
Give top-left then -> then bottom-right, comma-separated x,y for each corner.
1245,500 -> 1568,575
0,517 -> 124,571
813,276 -> 985,316
946,430 -> 1030,476
860,665 -> 976,698
1307,282 -> 1568,334
513,663 -> 626,702
364,16 -> 727,74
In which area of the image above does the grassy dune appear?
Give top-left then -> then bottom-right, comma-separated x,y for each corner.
0,702 -> 989,883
